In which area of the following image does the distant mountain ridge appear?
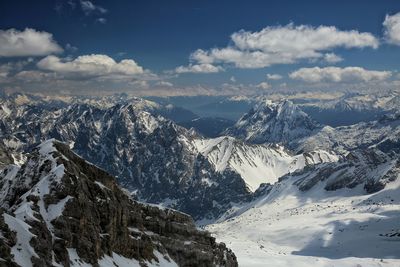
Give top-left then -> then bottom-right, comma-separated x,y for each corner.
225,99 -> 400,155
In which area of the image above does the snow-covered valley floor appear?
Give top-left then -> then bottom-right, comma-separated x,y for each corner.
206,178 -> 400,267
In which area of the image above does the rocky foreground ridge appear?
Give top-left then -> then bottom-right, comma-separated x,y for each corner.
0,139 -> 237,267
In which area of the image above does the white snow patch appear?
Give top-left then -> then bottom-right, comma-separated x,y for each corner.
3,214 -> 39,267
68,248 -> 92,267
94,181 -> 109,190
68,249 -> 178,267
37,139 -> 57,156
47,196 -> 73,222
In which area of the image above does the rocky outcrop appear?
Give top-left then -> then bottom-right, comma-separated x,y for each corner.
0,141 -> 13,168
291,149 -> 399,192
0,139 -> 238,267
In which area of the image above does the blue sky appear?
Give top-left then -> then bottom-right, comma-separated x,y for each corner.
0,0 -> 400,95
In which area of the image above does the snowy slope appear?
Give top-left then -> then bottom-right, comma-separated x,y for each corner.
206,149 -> 400,266
194,136 -> 338,191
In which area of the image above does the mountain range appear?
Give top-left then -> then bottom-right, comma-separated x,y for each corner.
0,93 -> 399,266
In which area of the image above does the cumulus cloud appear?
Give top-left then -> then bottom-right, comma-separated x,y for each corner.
289,66 -> 391,83
37,54 -> 147,80
323,53 -> 343,63
187,24 -> 378,69
383,12 -> 400,45
175,63 -> 223,73
266,73 -> 282,80
256,82 -> 271,90
0,28 -> 63,57
80,0 -> 107,15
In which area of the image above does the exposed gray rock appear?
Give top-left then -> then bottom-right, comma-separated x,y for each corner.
0,99 -> 251,221
291,149 -> 399,192
0,140 -> 238,267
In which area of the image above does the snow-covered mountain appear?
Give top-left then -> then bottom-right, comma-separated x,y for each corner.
193,97 -> 400,266
296,112 -> 400,153
0,94 -> 399,266
0,95 -> 341,222
0,92 -> 198,124
206,148 -> 400,266
194,136 -> 338,192
297,91 -> 400,126
224,100 -> 320,145
226,98 -> 400,155
299,91 -> 400,113
0,139 -> 238,267
0,100 -> 251,221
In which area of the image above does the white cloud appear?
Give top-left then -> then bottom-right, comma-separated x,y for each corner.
0,60 -> 34,82
230,76 -> 236,82
129,80 -> 149,89
0,65 -> 10,82
15,70 -> 57,82
191,47 -> 293,68
175,63 -> 223,73
96,18 -> 107,24
289,66 -> 391,83
156,81 -> 173,87
266,73 -> 282,80
0,28 -> 63,57
323,53 -> 343,63
231,24 -> 378,52
37,54 -> 146,80
383,12 -> 400,45
279,82 -> 288,88
65,43 -> 78,52
256,82 -> 271,90
188,24 -> 378,69
80,0 -> 107,15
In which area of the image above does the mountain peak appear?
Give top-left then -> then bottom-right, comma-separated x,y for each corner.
225,99 -> 320,145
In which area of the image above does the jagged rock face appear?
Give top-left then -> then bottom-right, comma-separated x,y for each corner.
290,149 -> 400,193
295,112 -> 400,154
0,99 -> 252,220
0,141 -> 13,168
224,100 -> 320,145
53,104 -> 251,221
0,140 -> 238,267
0,96 -> 351,221
2,98 -> 336,221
